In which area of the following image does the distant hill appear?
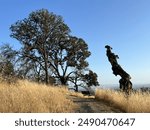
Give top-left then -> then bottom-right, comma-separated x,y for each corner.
101,84 -> 150,89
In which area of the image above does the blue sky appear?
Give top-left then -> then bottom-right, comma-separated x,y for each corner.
0,0 -> 150,86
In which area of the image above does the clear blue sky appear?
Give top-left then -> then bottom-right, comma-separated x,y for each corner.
0,0 -> 150,86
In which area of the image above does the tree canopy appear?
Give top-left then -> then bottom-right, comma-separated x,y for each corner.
10,9 -> 99,89
0,44 -> 17,81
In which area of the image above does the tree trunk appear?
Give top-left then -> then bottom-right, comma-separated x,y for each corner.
44,54 -> 49,84
75,84 -> 78,92
45,63 -> 49,84
60,76 -> 67,85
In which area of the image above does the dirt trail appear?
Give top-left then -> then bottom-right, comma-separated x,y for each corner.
69,95 -> 123,113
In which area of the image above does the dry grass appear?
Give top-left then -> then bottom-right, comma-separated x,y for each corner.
0,80 -> 76,113
69,91 -> 87,98
95,88 -> 150,112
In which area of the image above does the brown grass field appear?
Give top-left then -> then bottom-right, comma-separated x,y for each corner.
95,88 -> 150,112
0,80 -> 76,113
1,77 -> 150,113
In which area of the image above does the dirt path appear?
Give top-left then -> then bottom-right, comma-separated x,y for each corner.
69,95 -> 123,113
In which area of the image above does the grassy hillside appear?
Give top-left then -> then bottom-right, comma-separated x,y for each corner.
95,88 -> 150,112
1,78 -> 149,113
0,80 -> 76,113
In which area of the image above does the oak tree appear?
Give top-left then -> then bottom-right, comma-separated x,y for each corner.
10,9 -> 99,88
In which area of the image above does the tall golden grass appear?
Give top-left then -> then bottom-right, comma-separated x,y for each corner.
95,88 -> 150,112
0,80 -> 76,113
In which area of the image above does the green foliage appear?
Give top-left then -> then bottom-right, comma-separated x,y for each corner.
0,43 -> 17,62
10,9 -> 99,88
0,44 -> 17,83
84,70 -> 100,87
